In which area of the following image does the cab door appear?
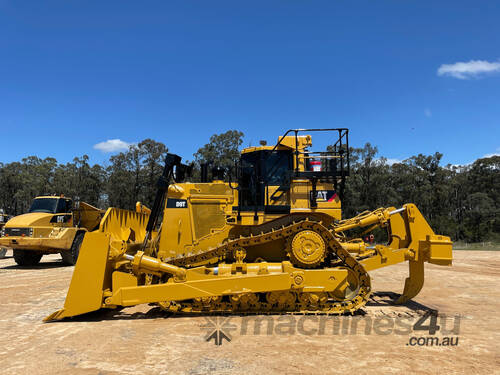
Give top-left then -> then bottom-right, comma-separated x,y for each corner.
263,150 -> 292,212
51,198 -> 73,227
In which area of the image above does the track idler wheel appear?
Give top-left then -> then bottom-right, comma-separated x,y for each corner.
328,268 -> 360,301
287,230 -> 326,268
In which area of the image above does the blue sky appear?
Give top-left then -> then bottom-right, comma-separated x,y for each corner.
1,1 -> 499,166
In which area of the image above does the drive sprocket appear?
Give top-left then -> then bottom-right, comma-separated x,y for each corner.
287,230 -> 326,268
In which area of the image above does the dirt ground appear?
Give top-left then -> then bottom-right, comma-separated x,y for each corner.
0,250 -> 499,375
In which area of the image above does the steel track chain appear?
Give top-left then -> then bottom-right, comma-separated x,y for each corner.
161,219 -> 371,315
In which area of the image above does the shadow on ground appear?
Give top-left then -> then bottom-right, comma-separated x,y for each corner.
0,260 -> 71,270
367,292 -> 434,312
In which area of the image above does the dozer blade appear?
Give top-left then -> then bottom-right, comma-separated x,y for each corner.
44,232 -> 110,321
396,260 -> 424,304
45,207 -> 150,321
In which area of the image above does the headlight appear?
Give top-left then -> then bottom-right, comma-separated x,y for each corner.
29,227 -> 34,237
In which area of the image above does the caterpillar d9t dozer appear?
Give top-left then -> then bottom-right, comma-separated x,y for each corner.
45,129 -> 452,321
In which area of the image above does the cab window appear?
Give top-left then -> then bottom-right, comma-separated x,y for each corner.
263,150 -> 292,186
239,150 -> 292,208
56,198 -> 72,213
29,198 -> 59,214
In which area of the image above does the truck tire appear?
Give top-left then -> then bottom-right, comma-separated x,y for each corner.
61,232 -> 85,266
13,250 -> 43,266
0,248 -> 7,259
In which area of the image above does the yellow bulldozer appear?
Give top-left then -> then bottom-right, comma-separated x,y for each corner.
45,129 -> 452,321
0,196 -> 104,266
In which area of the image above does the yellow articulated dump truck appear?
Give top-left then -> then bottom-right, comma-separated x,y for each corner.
0,210 -> 12,258
46,129 -> 452,321
0,196 -> 104,266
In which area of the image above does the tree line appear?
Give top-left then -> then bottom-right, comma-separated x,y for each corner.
0,131 -> 498,243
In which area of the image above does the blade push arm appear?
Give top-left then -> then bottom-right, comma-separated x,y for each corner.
338,204 -> 452,304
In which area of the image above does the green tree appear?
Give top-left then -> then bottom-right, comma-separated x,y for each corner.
463,193 -> 496,242
106,139 -> 168,209
193,130 -> 244,179
107,151 -> 137,209
0,161 -> 24,214
1,138 -> 498,243
343,143 -> 394,218
137,139 -> 168,205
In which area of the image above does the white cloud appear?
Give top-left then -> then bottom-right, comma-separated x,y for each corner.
483,147 -> 500,158
376,157 -> 403,166
93,139 -> 134,153
448,163 -> 469,170
424,108 -> 432,117
385,158 -> 403,166
437,59 -> 500,79
451,147 -> 500,167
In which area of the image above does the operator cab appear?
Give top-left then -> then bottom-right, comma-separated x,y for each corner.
29,197 -> 73,214
239,149 -> 293,211
236,129 -> 349,217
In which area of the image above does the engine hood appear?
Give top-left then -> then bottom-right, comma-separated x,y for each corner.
5,213 -> 55,227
